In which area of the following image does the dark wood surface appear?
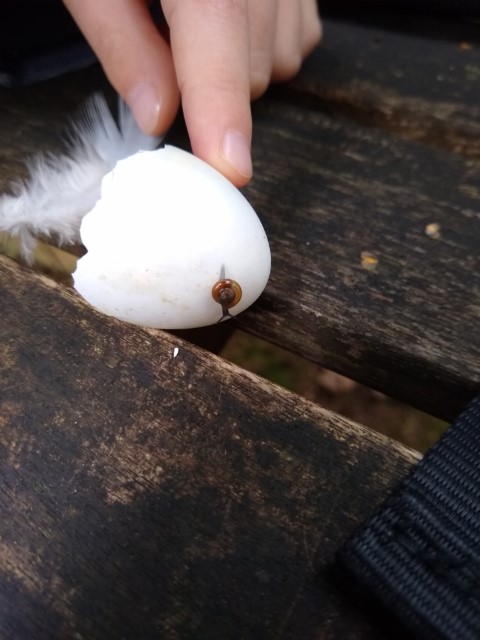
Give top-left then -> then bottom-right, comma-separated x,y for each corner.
243,16 -> 480,421
244,95 -> 480,422
0,12 -> 479,639
296,13 -> 480,158
0,254 -> 418,639
1,18 -> 479,421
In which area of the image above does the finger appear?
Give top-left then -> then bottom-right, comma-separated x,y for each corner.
161,0 -> 253,186
63,0 -> 180,135
300,0 -> 323,57
247,0 -> 278,100
271,0 -> 302,83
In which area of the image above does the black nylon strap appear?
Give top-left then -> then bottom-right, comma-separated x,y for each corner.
337,393 -> 480,640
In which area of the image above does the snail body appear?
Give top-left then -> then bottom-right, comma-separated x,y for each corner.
74,145 -> 271,329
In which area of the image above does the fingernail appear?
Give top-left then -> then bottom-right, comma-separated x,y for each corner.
128,82 -> 161,134
221,129 -> 252,179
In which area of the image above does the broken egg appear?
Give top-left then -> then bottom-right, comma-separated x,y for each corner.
73,145 -> 271,329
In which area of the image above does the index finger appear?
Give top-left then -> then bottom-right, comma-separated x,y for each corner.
161,0 -> 253,186
63,0 -> 180,135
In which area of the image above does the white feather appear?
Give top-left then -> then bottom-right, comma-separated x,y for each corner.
0,94 -> 161,260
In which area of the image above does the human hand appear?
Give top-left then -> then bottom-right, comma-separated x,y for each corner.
63,0 -> 322,186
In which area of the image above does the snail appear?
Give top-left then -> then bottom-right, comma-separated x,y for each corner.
0,95 -> 271,329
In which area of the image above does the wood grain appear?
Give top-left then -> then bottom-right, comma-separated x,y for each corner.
1,39 -> 479,422
0,65 -> 109,187
0,14 -> 477,638
242,97 -> 480,421
0,254 -> 418,639
290,17 -> 480,159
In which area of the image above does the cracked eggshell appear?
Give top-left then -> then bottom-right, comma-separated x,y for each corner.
73,145 -> 271,329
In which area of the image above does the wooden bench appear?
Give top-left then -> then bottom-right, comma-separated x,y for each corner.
0,9 -> 479,639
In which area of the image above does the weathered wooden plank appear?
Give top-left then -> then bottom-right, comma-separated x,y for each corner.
0,65 -> 109,186
288,16 -> 480,158
3,16 -> 480,164
1,61 -> 479,420
241,96 -> 480,421
0,254 -> 418,639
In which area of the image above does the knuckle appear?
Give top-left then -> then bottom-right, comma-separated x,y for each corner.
250,71 -> 270,100
272,51 -> 302,83
303,18 -> 323,55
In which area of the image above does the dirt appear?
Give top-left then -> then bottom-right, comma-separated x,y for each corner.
221,330 -> 447,454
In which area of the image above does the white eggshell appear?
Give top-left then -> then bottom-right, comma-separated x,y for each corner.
73,145 -> 271,329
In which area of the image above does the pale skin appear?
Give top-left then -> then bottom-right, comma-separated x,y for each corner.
63,0 -> 322,186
